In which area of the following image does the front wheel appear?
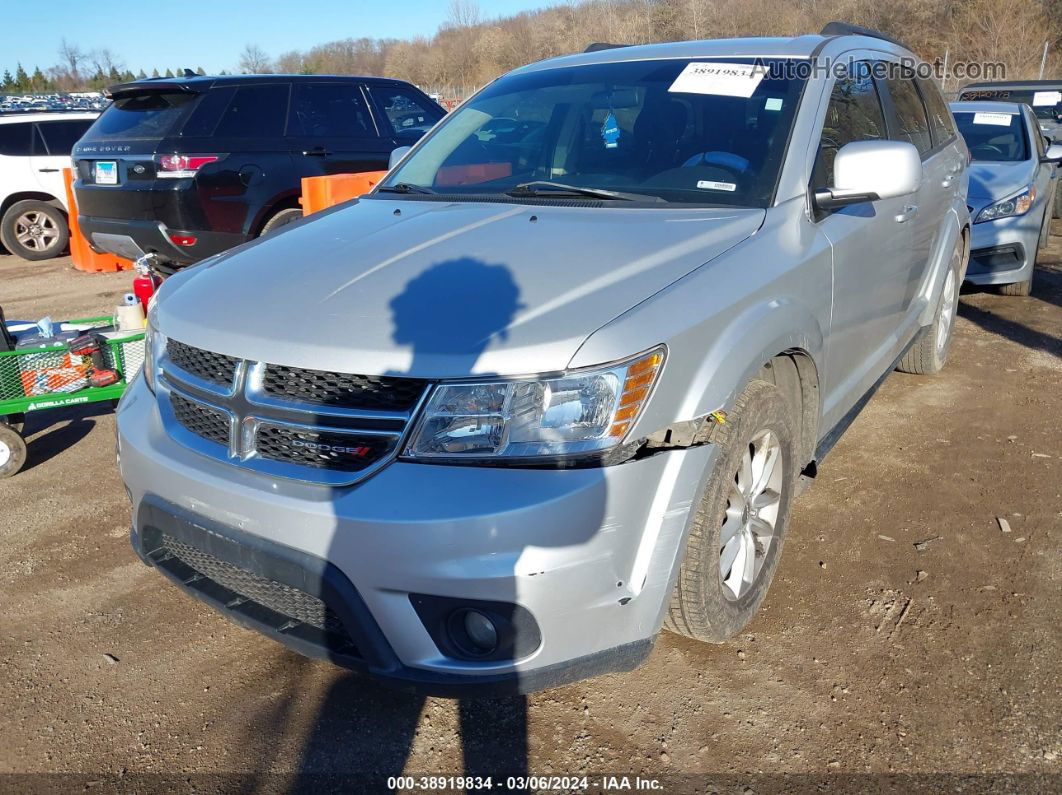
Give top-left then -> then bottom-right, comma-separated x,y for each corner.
664,378 -> 797,643
0,200 -> 69,261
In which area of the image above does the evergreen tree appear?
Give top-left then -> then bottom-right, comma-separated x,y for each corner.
163,68 -> 173,78
13,62 -> 29,92
196,66 -> 206,75
137,69 -> 147,79
151,68 -> 159,78
30,66 -> 45,92
108,66 -> 121,83
1,70 -> 13,92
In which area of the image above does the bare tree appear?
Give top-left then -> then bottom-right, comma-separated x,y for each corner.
237,44 -> 273,74
57,38 -> 85,83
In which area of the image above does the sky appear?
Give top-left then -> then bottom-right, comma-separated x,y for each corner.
0,0 -> 556,76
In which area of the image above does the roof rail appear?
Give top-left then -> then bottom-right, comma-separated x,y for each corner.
819,21 -> 910,51
583,42 -> 630,53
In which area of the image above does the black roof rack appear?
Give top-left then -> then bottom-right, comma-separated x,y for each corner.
820,21 -> 910,52
583,42 -> 631,53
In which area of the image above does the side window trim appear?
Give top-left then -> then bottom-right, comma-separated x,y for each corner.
878,66 -> 938,161
913,77 -> 956,152
358,84 -> 384,138
31,124 -> 48,156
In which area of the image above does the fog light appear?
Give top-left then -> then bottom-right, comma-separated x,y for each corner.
456,609 -> 498,654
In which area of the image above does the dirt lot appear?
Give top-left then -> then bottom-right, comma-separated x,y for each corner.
0,228 -> 1060,793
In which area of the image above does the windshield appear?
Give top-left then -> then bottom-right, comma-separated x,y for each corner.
88,91 -> 198,140
954,111 -> 1029,162
958,88 -> 1061,122
381,58 -> 806,207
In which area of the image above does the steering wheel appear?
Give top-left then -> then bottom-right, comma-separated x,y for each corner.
970,143 -> 1005,159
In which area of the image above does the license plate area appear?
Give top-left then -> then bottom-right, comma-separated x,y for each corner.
94,161 -> 118,185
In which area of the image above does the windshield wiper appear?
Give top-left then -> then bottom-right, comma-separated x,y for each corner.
377,182 -> 435,194
506,181 -> 665,203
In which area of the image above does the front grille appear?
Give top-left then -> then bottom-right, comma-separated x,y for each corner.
170,393 -> 230,447
160,345 -> 417,483
255,424 -> 394,471
261,364 -> 426,412
167,339 -> 239,388
159,533 -> 352,642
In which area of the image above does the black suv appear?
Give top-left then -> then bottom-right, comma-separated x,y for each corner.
73,74 -> 444,271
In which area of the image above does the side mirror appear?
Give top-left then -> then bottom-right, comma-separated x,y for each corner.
1042,143 -> 1062,163
815,140 -> 922,210
389,145 -> 412,170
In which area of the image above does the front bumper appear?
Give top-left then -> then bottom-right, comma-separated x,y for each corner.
116,376 -> 716,695
79,215 -> 245,267
966,209 -> 1042,285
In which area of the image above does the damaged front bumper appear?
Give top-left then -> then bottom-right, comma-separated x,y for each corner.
117,376 -> 718,694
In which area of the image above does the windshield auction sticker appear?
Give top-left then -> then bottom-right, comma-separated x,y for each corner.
669,62 -> 765,98
972,112 -> 1013,126
1033,90 -> 1062,106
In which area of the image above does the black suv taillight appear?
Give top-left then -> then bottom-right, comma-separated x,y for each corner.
155,154 -> 221,178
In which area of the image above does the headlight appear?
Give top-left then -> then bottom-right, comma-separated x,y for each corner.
404,347 -> 665,462
975,185 -> 1036,223
142,306 -> 166,395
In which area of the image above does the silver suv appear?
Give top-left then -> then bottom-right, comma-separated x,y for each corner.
117,26 -> 970,695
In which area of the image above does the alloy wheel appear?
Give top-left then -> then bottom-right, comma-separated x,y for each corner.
936,267 -> 957,355
14,210 -> 59,252
719,429 -> 784,601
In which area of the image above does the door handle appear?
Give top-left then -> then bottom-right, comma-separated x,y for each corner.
302,147 -> 332,157
895,204 -> 918,223
38,168 -> 59,173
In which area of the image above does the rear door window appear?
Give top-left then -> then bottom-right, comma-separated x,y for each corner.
883,72 -> 933,156
36,119 -> 95,155
368,86 -> 443,138
812,62 -> 888,187
287,83 -> 376,138
0,122 -> 33,156
212,83 -> 290,138
90,92 -> 198,140
916,77 -> 956,147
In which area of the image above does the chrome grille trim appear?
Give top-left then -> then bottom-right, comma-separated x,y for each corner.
156,343 -> 431,486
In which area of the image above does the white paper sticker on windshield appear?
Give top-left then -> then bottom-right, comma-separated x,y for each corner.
764,97 -> 783,111
669,62 -> 764,98
697,180 -> 737,192
972,112 -> 1013,126
1033,90 -> 1062,106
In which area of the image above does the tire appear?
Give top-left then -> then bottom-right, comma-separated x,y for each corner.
0,200 -> 69,261
897,237 -> 963,374
664,378 -> 797,643
0,424 -> 27,478
1,413 -> 24,433
259,208 -> 303,236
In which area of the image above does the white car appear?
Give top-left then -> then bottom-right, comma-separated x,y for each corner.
0,112 -> 97,260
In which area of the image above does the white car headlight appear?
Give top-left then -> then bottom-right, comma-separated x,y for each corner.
404,347 -> 665,461
975,185 -> 1036,223
142,307 -> 166,395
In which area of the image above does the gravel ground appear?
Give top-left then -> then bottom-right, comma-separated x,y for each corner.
0,227 -> 1059,793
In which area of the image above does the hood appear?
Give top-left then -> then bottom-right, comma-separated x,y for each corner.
967,161 -> 1038,209
159,198 -> 763,378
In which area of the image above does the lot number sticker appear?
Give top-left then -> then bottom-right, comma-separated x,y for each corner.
972,112 -> 1012,126
669,62 -> 764,98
